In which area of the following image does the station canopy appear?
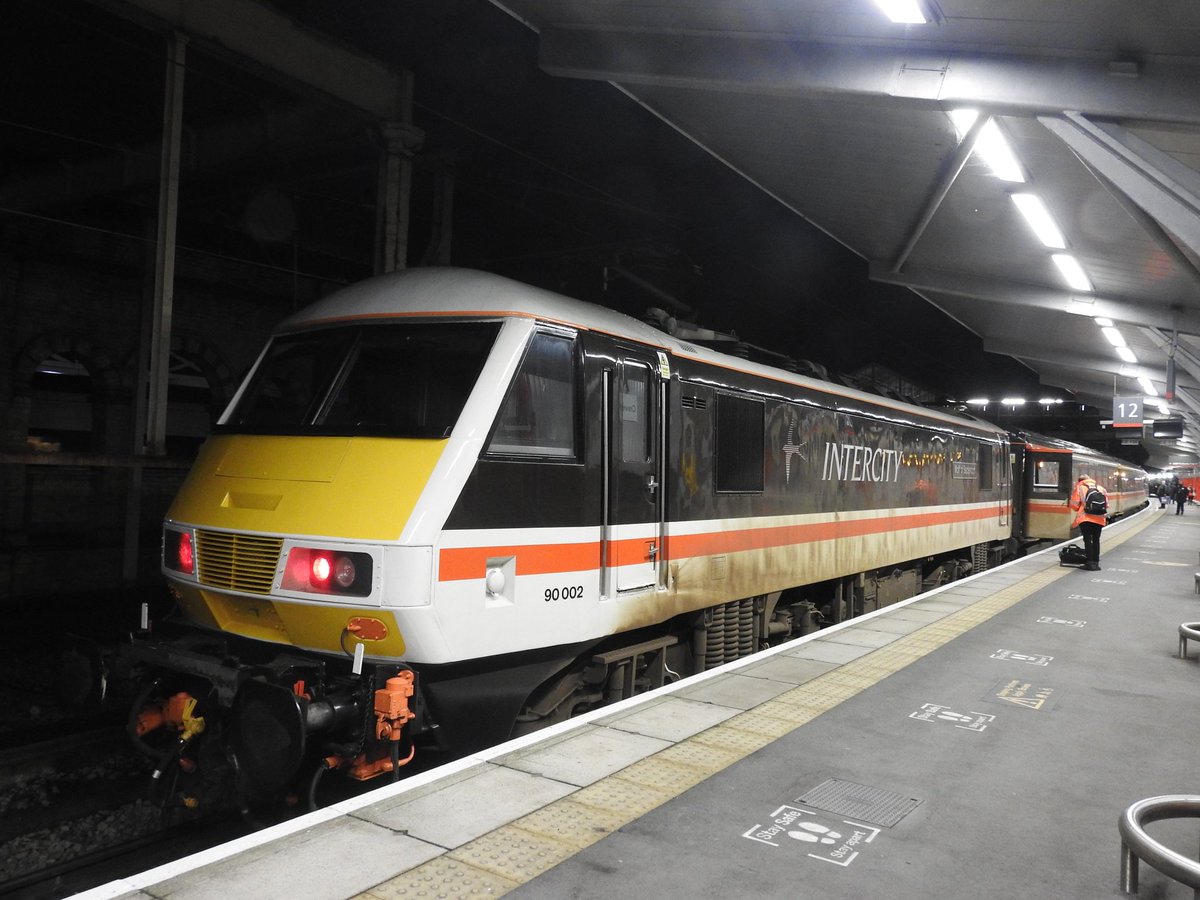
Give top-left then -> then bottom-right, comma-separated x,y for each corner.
486,0 -> 1200,465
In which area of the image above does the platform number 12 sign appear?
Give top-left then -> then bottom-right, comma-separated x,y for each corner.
1112,396 -> 1142,429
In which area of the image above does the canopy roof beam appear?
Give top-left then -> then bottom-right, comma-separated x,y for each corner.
869,263 -> 1200,335
540,29 -> 1200,125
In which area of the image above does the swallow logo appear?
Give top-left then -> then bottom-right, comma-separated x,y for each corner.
783,419 -> 807,484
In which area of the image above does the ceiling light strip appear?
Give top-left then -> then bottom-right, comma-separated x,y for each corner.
1011,194 -> 1067,249
1052,254 -> 1093,292
873,0 -> 929,24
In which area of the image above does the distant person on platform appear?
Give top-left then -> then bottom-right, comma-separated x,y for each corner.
1068,474 -> 1107,571
1176,483 -> 1189,515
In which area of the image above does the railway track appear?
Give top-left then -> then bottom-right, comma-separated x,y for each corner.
0,722 -> 246,898
1,815 -> 251,899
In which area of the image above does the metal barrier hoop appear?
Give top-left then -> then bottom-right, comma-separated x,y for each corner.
1118,795 -> 1200,895
1180,623 -> 1200,660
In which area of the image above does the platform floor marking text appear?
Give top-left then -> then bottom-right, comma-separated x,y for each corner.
909,704 -> 994,732
990,649 -> 1052,665
743,804 -> 880,866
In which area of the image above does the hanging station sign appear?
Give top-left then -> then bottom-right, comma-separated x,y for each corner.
1112,396 -> 1143,429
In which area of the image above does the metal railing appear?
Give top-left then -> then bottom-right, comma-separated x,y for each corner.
1119,795 -> 1200,897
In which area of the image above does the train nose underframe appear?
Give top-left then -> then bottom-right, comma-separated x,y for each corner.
229,668 -> 417,799
122,627 -> 422,813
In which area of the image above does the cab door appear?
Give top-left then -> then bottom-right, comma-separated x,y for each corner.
602,347 -> 666,596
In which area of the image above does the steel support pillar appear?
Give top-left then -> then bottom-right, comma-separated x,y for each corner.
146,30 -> 187,455
375,72 -> 422,275
126,31 -> 186,581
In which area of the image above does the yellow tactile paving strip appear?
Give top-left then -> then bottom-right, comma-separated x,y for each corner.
357,515 -> 1155,899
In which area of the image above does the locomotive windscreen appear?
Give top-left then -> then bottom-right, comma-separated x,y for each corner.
221,321 -> 500,438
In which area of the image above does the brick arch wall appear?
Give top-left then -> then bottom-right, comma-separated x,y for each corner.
11,331 -> 122,453
172,332 -> 238,419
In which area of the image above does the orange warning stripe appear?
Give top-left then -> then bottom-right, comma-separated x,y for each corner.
438,505 -> 1007,582
439,542 -> 601,581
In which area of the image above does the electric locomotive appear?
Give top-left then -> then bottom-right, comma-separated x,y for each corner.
126,267 -> 1139,804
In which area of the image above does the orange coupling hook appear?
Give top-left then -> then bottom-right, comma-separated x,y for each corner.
374,671 -> 416,742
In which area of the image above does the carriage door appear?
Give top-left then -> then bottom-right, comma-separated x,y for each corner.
604,349 -> 666,596
995,443 -> 1010,526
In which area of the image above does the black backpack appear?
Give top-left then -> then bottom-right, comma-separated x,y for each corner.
1083,486 -> 1107,516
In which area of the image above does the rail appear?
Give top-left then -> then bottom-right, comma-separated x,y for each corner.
1118,795 -> 1200,897
1180,623 -> 1200,660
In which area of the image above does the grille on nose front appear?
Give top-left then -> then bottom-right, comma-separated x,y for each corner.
196,531 -> 283,594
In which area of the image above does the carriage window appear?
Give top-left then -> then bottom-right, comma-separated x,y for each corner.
1034,459 -> 1060,489
979,445 -> 994,490
716,394 -> 764,492
619,366 -> 650,463
488,332 -> 578,458
223,322 -> 499,438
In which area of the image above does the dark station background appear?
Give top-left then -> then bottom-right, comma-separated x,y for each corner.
1,0 -> 1094,608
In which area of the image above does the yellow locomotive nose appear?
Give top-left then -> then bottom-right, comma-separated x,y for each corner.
163,433 -> 447,657
171,434 -> 446,541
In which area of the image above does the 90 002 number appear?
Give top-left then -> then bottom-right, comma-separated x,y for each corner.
545,585 -> 584,602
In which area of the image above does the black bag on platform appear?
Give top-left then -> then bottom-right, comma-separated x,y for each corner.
1058,544 -> 1087,567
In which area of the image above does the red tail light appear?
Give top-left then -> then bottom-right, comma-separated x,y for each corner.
164,528 -> 195,576
283,547 -> 372,597
311,553 -> 332,585
178,532 -> 194,574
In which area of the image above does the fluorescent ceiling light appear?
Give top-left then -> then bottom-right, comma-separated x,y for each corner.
965,398 -> 988,405
948,110 -> 1025,183
1000,397 -> 1026,405
1051,254 -> 1093,292
1101,326 -> 1126,348
1115,346 -> 1138,363
1011,194 -> 1067,249
873,0 -> 928,23
1093,317 -> 1114,327
1038,397 -> 1064,405
1138,377 -> 1158,396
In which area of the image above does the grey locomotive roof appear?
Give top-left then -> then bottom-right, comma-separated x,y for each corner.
280,267 -> 1008,439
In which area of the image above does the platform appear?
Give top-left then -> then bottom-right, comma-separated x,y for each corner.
76,505 -> 1200,900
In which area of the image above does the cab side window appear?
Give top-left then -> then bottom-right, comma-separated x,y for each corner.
1033,458 -> 1060,489
488,332 -> 578,459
